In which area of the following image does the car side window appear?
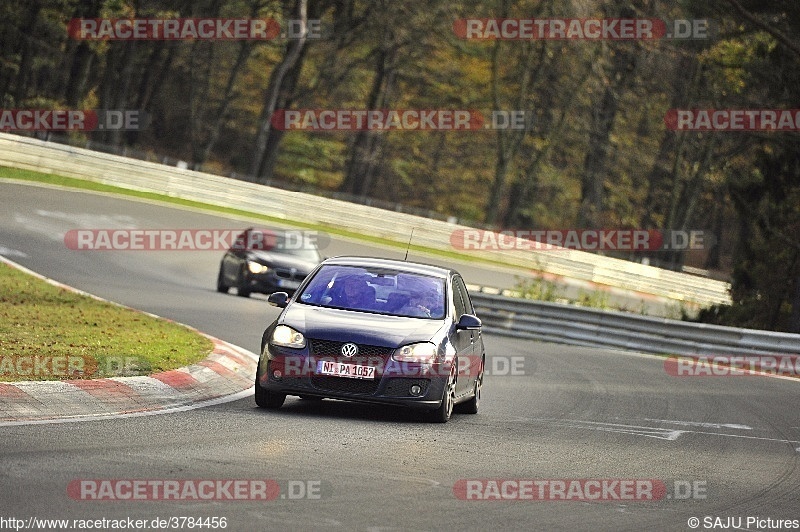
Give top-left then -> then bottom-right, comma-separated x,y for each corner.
453,276 -> 474,316
452,276 -> 467,318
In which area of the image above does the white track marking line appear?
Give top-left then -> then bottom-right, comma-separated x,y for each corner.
641,419 -> 752,430
493,416 -> 800,447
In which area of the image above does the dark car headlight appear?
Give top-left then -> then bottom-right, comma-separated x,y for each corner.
247,260 -> 269,274
393,342 -> 438,364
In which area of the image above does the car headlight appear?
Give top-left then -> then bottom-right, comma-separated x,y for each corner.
271,325 -> 306,348
248,261 -> 269,274
393,342 -> 438,363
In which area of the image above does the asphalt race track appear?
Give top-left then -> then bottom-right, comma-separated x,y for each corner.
1,180 -> 799,531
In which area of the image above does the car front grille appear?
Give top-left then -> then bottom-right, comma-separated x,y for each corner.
309,339 -> 392,359
308,338 -> 392,395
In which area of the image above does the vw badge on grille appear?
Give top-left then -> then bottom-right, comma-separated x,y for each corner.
341,343 -> 359,357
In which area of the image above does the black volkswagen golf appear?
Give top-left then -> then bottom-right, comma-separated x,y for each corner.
256,256 -> 485,422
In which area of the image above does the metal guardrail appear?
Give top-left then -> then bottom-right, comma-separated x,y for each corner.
0,132 -> 731,306
470,291 -> 800,357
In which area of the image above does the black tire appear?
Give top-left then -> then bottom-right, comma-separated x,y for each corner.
424,369 -> 456,423
456,357 -> 483,415
236,266 -> 251,297
216,268 -> 229,293
254,367 -> 285,409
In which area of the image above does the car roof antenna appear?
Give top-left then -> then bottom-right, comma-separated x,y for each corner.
404,228 -> 415,261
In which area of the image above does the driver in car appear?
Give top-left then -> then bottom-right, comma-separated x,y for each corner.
332,275 -> 375,310
399,290 -> 439,318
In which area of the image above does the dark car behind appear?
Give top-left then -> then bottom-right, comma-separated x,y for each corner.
216,228 -> 321,297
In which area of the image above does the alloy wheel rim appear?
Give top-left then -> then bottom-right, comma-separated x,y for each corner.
445,378 -> 455,419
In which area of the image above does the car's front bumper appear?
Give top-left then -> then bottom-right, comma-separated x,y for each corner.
243,272 -> 304,294
258,345 -> 450,410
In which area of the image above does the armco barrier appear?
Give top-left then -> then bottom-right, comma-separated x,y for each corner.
470,291 -> 800,357
0,132 -> 730,306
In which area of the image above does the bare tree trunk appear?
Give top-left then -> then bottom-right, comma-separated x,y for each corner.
109,41 -> 137,148
250,0 -> 308,180
704,187 -> 725,270
577,2 -> 640,229
97,40 -> 137,148
340,45 -> 396,197
199,0 -> 271,165
483,0 -> 539,225
197,42 -> 253,165
189,39 -> 214,165
255,41 -> 310,182
503,51 -> 594,228
12,0 -> 42,104
136,42 -> 177,113
789,272 -> 800,333
59,0 -> 103,106
577,45 -> 637,228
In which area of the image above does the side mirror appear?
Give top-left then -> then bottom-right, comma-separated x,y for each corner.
268,292 -> 289,308
456,314 -> 482,331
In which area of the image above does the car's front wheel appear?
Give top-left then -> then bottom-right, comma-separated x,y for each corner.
457,357 -> 483,415
216,267 -> 229,293
425,370 -> 455,423
236,266 -> 251,298
254,367 -> 285,409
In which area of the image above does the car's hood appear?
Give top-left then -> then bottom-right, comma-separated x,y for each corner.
247,251 -> 317,272
280,303 -> 446,348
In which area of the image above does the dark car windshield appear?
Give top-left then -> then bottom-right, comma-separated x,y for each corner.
234,229 -> 320,261
298,264 -> 446,319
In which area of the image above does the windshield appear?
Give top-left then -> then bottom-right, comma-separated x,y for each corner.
298,264 -> 446,319
236,229 -> 320,261
269,235 -> 320,261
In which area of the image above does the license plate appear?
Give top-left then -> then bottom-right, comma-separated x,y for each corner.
316,360 -> 375,380
277,279 -> 301,289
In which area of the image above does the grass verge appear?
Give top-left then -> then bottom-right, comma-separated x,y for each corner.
0,261 -> 213,382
